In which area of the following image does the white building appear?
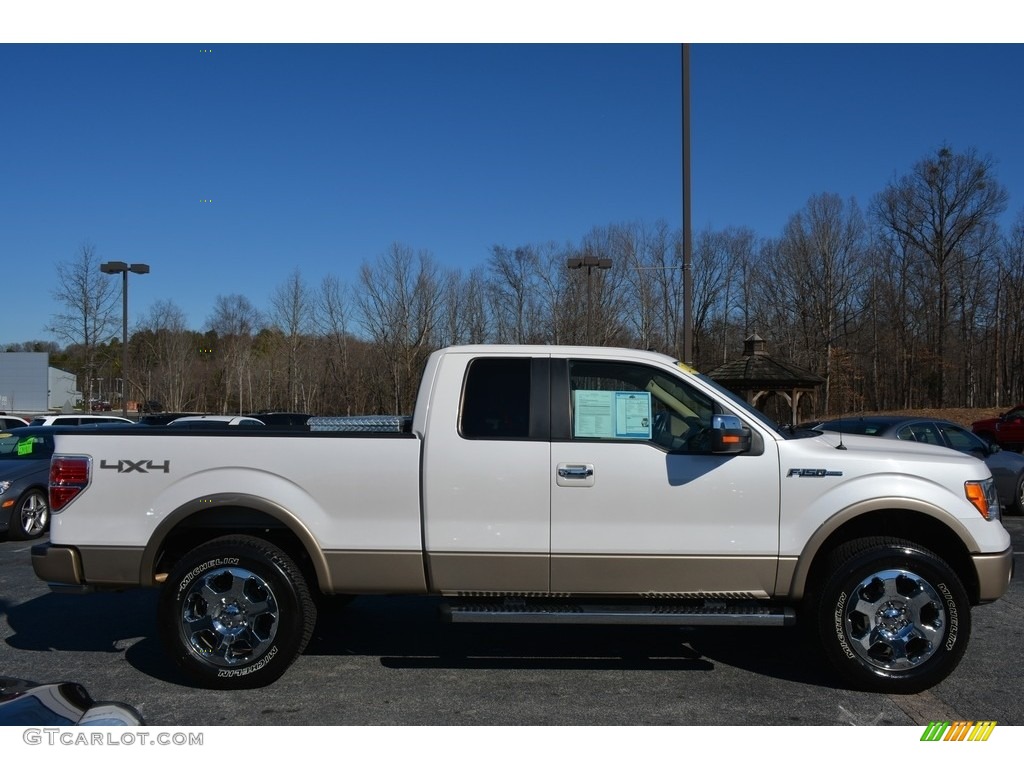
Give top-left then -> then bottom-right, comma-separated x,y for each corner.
0,352 -> 79,413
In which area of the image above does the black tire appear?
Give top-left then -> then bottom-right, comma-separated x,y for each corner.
158,535 -> 316,689
1011,474 -> 1024,516
812,537 -> 970,694
10,489 -> 49,541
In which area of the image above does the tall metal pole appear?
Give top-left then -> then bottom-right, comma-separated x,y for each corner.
121,269 -> 129,418
101,261 -> 149,419
682,43 -> 694,366
567,255 -> 612,346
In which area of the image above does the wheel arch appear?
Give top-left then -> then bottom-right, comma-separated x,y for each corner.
786,502 -> 981,604
141,494 -> 331,595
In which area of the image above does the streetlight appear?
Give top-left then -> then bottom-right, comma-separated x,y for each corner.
567,254 -> 612,345
100,261 -> 150,418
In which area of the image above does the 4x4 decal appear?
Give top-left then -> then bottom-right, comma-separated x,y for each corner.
100,459 -> 171,474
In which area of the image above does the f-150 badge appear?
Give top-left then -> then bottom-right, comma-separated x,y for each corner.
786,468 -> 843,478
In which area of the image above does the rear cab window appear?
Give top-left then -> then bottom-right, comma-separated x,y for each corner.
459,357 -> 532,439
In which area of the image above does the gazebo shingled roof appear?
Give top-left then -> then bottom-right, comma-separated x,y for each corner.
706,334 -> 824,425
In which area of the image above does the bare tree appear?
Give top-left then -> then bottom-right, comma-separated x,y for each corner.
873,147 -> 1008,406
355,244 -> 444,413
47,243 -> 120,402
207,294 -> 263,413
135,299 -> 197,411
270,269 -> 316,411
315,274 -> 356,414
774,194 -> 868,412
488,245 -> 542,343
617,221 -> 682,356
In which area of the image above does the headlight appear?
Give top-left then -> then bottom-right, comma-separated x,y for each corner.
0,480 -> 11,496
965,478 -> 1000,521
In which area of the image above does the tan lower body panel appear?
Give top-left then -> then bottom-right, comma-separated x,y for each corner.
551,554 -> 778,597
425,551 -> 778,597
323,550 -> 428,594
48,544 -> 784,600
427,552 -> 549,595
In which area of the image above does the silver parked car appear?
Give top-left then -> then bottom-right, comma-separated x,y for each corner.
815,416 -> 1024,514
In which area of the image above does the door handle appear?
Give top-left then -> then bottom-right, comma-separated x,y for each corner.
558,464 -> 594,479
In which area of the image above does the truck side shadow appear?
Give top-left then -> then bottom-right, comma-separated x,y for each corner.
4,592 -> 833,687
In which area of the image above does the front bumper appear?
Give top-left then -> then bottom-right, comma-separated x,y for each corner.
973,545 -> 1015,603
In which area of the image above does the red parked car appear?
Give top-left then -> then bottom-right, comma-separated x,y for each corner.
972,405 -> 1024,452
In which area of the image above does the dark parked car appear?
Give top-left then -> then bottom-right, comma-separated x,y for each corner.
816,416 -> 1024,514
972,405 -> 1024,452
245,412 -> 312,426
0,428 -> 53,539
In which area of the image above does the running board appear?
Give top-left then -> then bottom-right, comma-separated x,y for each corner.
442,600 -> 796,627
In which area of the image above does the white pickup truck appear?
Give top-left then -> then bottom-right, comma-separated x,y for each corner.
31,345 -> 1013,692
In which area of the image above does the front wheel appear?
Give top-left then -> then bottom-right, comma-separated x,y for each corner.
158,535 -> 316,689
813,537 -> 970,694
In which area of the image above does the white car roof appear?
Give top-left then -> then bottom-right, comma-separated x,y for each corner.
30,414 -> 133,425
168,415 -> 265,426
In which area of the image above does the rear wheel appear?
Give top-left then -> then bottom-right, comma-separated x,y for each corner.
158,535 -> 316,689
813,537 -> 970,694
11,490 -> 49,540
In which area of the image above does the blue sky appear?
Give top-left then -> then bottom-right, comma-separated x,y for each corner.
2,37 -> 1023,346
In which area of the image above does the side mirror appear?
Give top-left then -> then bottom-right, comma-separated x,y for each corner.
710,414 -> 751,454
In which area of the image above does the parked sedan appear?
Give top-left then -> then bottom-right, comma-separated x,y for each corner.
0,429 -> 53,540
816,416 -> 1024,514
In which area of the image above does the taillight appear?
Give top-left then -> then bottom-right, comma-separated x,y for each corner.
50,456 -> 91,511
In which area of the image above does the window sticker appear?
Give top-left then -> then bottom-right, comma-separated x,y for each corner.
614,392 -> 652,439
574,390 -> 652,440
16,438 -> 33,456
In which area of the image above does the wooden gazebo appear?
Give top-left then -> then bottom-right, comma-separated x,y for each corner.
705,334 -> 824,426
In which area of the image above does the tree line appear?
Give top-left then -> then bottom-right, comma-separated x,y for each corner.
13,145 -> 1024,423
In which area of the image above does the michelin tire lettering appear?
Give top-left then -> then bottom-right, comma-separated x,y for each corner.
217,646 -> 278,678
178,558 -> 240,593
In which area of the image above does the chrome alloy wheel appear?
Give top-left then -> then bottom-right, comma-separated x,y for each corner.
842,568 -> 945,671
178,566 -> 280,667
18,491 -> 49,538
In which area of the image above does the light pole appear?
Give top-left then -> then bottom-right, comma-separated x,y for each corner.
100,261 -> 150,418
567,254 -> 612,345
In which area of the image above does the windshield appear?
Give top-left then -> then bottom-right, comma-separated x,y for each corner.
682,366 -> 819,440
683,369 -> 783,432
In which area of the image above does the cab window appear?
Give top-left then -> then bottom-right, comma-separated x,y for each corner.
568,359 -> 714,452
460,357 -> 531,439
